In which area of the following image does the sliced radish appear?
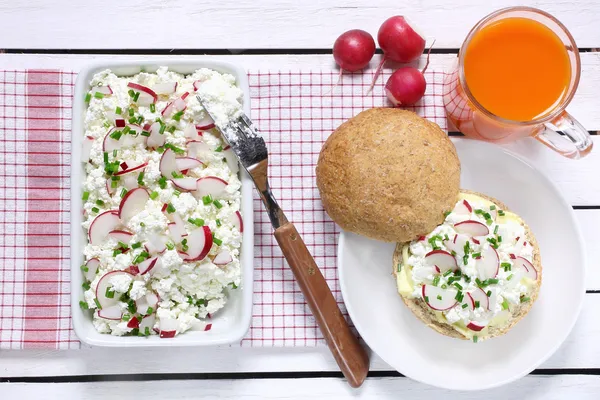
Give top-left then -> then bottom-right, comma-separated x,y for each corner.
158,317 -> 178,338
513,236 -> 528,254
152,82 -> 177,95
136,291 -> 160,314
161,101 -> 175,117
118,188 -> 149,223
127,82 -> 157,106
230,211 -> 243,233
195,115 -> 215,130
122,174 -> 139,190
84,258 -> 100,282
159,148 -> 179,179
139,314 -> 156,332
476,246 -> 499,280
454,220 -> 490,237
466,322 -> 486,332
123,124 -> 146,147
424,250 -> 457,273
98,305 -> 122,320
173,92 -> 189,111
145,233 -> 167,255
187,140 -> 212,160
138,256 -> 159,275
145,292 -> 159,309
146,122 -> 166,149
183,226 -> 213,261
193,80 -> 205,91
513,257 -> 538,280
213,249 -> 233,266
103,128 -> 126,152
91,85 -> 112,96
468,287 -> 490,310
106,179 -> 116,195
465,292 -> 476,310
95,270 -> 133,308
184,124 -> 199,139
195,176 -> 228,199
222,146 -> 239,174
123,265 -> 140,275
422,284 -> 458,311
127,317 -> 140,329
445,233 -> 469,254
176,157 -> 203,171
114,162 -> 148,176
168,222 -> 185,243
82,136 -> 94,163
452,200 -> 472,215
108,230 -> 134,244
89,210 -> 121,245
171,177 -> 199,192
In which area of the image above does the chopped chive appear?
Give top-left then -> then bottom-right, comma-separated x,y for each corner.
462,303 -> 468,309
424,296 -> 429,303
444,210 -> 451,218
454,283 -> 463,290
487,278 -> 499,285
433,276 -> 440,286
454,270 -> 462,277
131,242 -> 142,249
150,191 -> 159,200
172,110 -> 184,121
507,274 -> 514,281
120,188 -> 127,198
444,234 -> 449,241
443,269 -> 453,277
473,335 -> 478,343
497,236 -> 502,243
164,143 -> 185,154
95,199 -> 104,206
441,284 -> 447,289
155,118 -> 164,124
474,300 -> 480,308
128,116 -> 138,124
79,300 -> 89,310
166,203 -> 176,214
490,205 -> 496,210
103,152 -> 109,163
122,314 -> 131,322
133,92 -> 140,102
94,298 -> 102,309
117,241 -> 128,249
213,237 -> 222,246
213,199 -> 223,209
110,130 -> 122,140
167,126 -> 176,133
82,191 -> 90,201
158,176 -> 167,189
166,242 -> 175,250
437,295 -> 442,301
202,195 -> 213,205
91,207 -> 99,213
85,93 -> 92,103
188,218 -> 204,227
463,255 -> 468,265
115,106 -> 122,115
215,145 -> 223,152
128,89 -> 135,98
216,219 -> 221,227
476,278 -> 483,286
111,181 -> 118,188
521,296 -> 531,303
498,210 -> 505,216
127,299 -> 136,314
501,262 -> 511,269
472,252 -> 481,258
94,91 -> 104,99
145,326 -> 150,336
141,131 -> 150,137
140,222 -> 145,227
149,103 -> 156,113
137,116 -> 144,124
502,299 -> 509,310
146,307 -> 154,315
486,290 -> 492,297
80,265 -> 89,272
455,291 -> 464,302
137,171 -> 145,185
122,126 -> 131,135
112,149 -> 117,157
82,281 -> 90,290
112,249 -> 121,257
103,121 -> 111,128
450,250 -> 457,256
494,225 -> 499,235
173,190 -> 181,197
105,287 -> 115,298
159,124 -> 166,134
182,243 -> 189,251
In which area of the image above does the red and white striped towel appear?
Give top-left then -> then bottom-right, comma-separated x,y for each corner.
0,68 -> 446,349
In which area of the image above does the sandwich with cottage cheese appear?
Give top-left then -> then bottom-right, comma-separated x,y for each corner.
79,67 -> 244,338
393,190 -> 542,343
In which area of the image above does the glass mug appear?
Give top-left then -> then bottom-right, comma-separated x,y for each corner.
443,7 -> 593,159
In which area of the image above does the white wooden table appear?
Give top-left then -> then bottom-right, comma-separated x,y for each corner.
1,1 -> 600,398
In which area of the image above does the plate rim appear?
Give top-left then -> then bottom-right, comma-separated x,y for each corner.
337,141 -> 587,390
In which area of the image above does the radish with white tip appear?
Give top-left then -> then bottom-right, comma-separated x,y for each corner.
139,314 -> 156,332
213,249 -> 233,266
424,250 -> 457,273
513,257 -> 538,280
230,211 -> 243,233
476,245 -> 499,280
168,222 -> 185,243
103,128 -> 126,152
171,177 -> 198,192
145,233 -> 167,255
445,234 -> 469,255
152,82 -> 177,95
182,226 -> 213,262
88,211 -> 121,245
422,285 -> 458,311
175,157 -> 204,171
108,230 -> 134,244
222,146 -> 239,174
98,305 -> 122,320
454,220 -> 490,237
452,200 -> 473,216
136,291 -> 160,314
195,115 -> 215,131
468,287 -> 490,310
127,82 -> 157,106
187,140 -> 211,160
95,270 -> 133,308
118,188 -> 149,223
81,136 -> 94,163
195,176 -> 228,199
138,256 -> 159,275
159,148 -> 180,179
146,122 -> 166,149
184,124 -> 199,139
466,322 -> 486,332
114,162 -> 148,176
84,258 -> 100,282
91,86 -> 113,96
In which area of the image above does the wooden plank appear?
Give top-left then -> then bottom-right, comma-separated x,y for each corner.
1,294 -> 599,377
1,0 -> 599,49
2,375 -> 600,399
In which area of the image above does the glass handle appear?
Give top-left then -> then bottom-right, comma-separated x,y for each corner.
536,111 -> 593,159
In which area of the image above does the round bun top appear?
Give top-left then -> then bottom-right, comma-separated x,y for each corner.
316,108 -> 460,242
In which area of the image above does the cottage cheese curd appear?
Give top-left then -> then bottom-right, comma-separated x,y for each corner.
396,193 -> 539,341
79,67 -> 244,337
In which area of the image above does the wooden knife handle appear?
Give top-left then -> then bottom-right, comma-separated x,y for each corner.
274,222 -> 369,388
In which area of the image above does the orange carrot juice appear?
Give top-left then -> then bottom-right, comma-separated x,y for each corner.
463,17 -> 571,122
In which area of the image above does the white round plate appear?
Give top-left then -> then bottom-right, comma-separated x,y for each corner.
338,140 -> 586,391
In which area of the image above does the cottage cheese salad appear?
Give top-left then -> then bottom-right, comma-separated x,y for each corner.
395,193 -> 540,342
78,67 -> 245,338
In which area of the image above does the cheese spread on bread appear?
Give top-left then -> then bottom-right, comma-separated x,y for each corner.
396,193 -> 539,341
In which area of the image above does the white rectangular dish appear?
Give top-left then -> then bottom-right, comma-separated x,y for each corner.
71,60 -> 254,347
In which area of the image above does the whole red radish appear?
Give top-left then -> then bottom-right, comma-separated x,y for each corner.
333,29 -> 376,72
378,16 -> 426,63
385,40 -> 435,106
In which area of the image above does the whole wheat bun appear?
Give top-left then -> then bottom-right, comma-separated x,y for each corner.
392,190 -> 542,341
316,108 -> 460,243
